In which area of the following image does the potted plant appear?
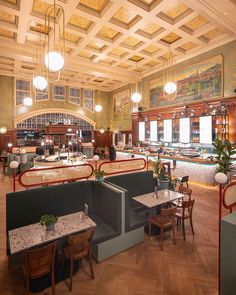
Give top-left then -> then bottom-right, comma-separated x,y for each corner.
40,214 -> 58,231
94,170 -> 106,182
149,159 -> 170,189
213,138 -> 236,179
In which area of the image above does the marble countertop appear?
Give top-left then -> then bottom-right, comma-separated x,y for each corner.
8,212 -> 96,254
133,189 -> 184,208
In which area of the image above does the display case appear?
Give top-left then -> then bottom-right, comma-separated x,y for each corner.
190,117 -> 200,143
172,119 -> 180,143
157,120 -> 164,142
212,114 -> 229,141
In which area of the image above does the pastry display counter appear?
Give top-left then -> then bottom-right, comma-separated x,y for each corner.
116,149 -> 218,186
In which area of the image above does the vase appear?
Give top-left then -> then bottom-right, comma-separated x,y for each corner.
96,176 -> 104,182
46,224 -> 55,231
158,179 -> 170,190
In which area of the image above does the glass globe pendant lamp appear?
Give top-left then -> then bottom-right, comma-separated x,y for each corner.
163,38 -> 177,96
164,81 -> 177,95
33,75 -> 48,90
44,0 -> 65,79
44,51 -> 64,72
95,104 -> 102,112
131,91 -> 142,103
23,96 -> 33,106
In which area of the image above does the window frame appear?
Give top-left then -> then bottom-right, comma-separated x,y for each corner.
83,88 -> 94,113
69,86 -> 81,105
52,84 -> 66,101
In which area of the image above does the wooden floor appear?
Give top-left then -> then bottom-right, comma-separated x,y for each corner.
0,172 -> 221,295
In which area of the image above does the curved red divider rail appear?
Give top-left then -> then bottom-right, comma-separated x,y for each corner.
222,180 -> 236,213
18,163 -> 94,188
98,158 -> 146,176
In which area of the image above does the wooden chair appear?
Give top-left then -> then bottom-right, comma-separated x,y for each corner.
148,206 -> 177,251
172,187 -> 192,207
0,157 -> 7,175
22,241 -> 57,295
180,175 -> 189,188
62,229 -> 94,292
175,199 -> 195,240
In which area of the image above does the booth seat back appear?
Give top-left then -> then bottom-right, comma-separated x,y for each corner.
105,171 -> 155,197
91,181 -> 121,233
6,181 -> 93,232
105,171 -> 155,232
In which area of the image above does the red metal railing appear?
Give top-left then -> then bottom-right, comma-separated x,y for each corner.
222,181 -> 236,212
98,158 -> 146,176
18,163 -> 94,188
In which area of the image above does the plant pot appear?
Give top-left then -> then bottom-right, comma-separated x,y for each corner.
158,179 -> 170,190
46,224 -> 55,231
96,176 -> 104,182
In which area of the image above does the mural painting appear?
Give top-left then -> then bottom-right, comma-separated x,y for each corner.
150,55 -> 223,108
113,89 -> 131,125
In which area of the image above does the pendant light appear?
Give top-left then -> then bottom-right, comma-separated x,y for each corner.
23,77 -> 33,107
95,88 -> 102,112
33,28 -> 48,92
44,0 -> 65,78
131,63 -> 142,103
163,36 -> 177,95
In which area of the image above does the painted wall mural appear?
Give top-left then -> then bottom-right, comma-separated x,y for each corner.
113,89 -> 131,125
150,55 -> 223,108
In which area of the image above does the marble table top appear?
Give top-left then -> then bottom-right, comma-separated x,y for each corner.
8,212 -> 96,255
133,189 -> 184,208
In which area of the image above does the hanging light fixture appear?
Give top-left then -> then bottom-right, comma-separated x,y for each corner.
131,63 -> 142,103
95,88 -> 102,112
23,97 -> 33,106
163,37 -> 177,95
23,78 -> 33,107
33,27 -> 48,92
44,0 -> 65,77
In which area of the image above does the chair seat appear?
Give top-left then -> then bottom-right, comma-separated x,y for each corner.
172,200 -> 183,207
63,242 -> 89,260
149,215 -> 173,228
175,208 -> 190,218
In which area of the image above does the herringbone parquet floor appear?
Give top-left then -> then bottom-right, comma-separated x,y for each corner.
0,174 -> 221,295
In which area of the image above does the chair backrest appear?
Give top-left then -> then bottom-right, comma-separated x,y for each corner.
22,241 -> 57,277
180,176 -> 189,187
178,186 -> 192,200
182,199 -> 195,217
68,229 -> 94,255
161,206 -> 177,222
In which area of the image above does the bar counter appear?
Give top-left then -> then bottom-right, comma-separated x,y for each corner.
116,149 -> 218,186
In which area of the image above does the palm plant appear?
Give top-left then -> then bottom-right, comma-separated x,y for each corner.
213,138 -> 236,174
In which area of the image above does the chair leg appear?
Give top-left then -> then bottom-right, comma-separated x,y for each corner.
24,275 -> 30,295
182,218 -> 186,240
88,255 -> 94,279
190,216 -> 194,235
148,223 -> 151,240
160,227 -> 163,251
51,267 -> 55,295
69,259 -> 73,292
172,226 -> 176,245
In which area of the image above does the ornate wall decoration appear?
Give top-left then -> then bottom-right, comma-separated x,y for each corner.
150,55 -> 223,108
112,89 -> 131,126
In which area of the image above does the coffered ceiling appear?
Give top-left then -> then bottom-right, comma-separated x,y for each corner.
0,0 -> 235,91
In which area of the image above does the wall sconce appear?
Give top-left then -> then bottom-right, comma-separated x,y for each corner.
157,114 -> 161,120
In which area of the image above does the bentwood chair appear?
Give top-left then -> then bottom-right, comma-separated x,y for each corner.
148,206 -> 177,251
172,187 -> 192,208
175,199 -> 195,240
62,229 -> 94,292
22,241 -> 57,295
